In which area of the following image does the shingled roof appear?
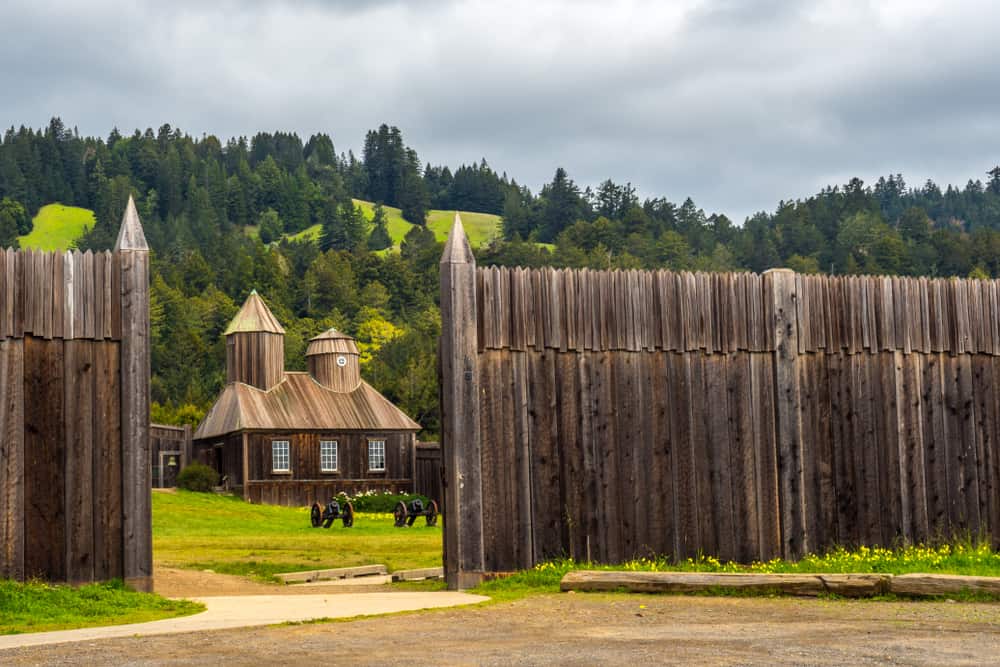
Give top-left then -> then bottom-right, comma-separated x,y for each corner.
193,372 -> 421,440
305,328 -> 358,357
224,290 -> 285,335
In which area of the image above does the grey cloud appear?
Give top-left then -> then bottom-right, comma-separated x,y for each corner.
2,0 -> 999,221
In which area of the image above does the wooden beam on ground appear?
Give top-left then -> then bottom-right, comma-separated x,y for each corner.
392,567 -> 445,582
275,564 -> 388,584
560,570 -> 891,597
889,573 -> 1000,597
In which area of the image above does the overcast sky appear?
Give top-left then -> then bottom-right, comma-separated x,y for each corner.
3,0 -> 999,221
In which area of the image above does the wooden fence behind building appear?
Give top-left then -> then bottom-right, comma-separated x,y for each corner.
151,424 -> 192,488
0,201 -> 151,590
414,442 -> 443,509
438,218 -> 1000,588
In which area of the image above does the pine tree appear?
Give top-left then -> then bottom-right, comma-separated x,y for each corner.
367,202 -> 392,250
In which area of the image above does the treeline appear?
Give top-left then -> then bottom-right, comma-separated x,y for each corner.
489,169 -> 1000,280
3,117 -> 1000,434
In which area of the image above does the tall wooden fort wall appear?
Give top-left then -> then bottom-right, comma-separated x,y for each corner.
439,220 -> 1000,587
0,203 -> 151,590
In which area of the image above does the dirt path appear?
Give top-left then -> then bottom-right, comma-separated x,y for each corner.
5,593 -> 999,665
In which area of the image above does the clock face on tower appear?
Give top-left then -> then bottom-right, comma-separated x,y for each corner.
336,355 -> 347,367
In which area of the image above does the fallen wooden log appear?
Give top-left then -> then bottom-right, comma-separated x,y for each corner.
275,564 -> 388,584
816,574 -> 891,597
889,574 -> 1000,597
561,571 -> 825,595
392,567 -> 445,582
560,571 -> 893,597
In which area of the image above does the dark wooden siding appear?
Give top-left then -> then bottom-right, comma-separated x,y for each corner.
442,257 -> 1000,578
0,230 -> 147,587
226,332 -> 284,391
244,432 -> 413,481
191,434 -> 243,485
415,442 -> 443,507
194,430 -> 416,507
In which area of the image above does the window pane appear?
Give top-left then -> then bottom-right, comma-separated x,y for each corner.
368,440 -> 385,471
272,440 -> 289,472
320,440 -> 338,472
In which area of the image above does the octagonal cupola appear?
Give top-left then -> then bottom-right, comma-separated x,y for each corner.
306,328 -> 361,392
224,290 -> 285,391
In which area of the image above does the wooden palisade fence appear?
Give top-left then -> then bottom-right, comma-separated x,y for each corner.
0,198 -> 151,590
440,217 -> 1000,589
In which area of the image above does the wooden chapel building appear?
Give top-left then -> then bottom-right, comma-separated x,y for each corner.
192,290 -> 421,506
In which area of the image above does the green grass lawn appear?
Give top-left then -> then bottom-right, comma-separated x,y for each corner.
0,580 -> 203,635
426,208 -> 500,247
18,203 -> 95,251
153,490 -> 442,581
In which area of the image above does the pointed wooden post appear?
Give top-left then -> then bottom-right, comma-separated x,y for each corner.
116,196 -> 152,591
440,214 -> 485,589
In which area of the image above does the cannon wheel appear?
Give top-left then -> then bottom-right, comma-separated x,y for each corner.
310,503 -> 322,528
425,500 -> 439,527
342,501 -> 354,528
394,500 -> 408,528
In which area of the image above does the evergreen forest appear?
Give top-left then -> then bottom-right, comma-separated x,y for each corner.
3,117 -> 1000,435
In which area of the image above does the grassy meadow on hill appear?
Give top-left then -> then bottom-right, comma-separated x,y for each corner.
247,199 -> 501,250
17,203 -> 95,251
22,198 -> 500,254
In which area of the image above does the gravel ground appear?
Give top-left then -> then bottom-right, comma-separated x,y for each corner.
3,590 -> 999,666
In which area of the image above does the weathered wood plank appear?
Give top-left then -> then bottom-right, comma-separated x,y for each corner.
728,352 -> 759,562
23,336 -> 65,581
548,353 -> 575,560
0,339 -> 24,580
706,353 -> 735,561
671,352 -> 698,558
64,340 -> 95,583
93,341 -> 123,581
511,351 -> 533,568
765,269 -> 805,558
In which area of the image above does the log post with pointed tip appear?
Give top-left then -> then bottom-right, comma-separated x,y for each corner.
440,214 -> 485,589
115,196 -> 152,591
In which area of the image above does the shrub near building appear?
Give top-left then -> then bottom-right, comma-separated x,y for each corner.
177,463 -> 219,492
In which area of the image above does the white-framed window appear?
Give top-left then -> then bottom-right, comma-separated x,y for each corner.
368,439 -> 386,472
271,440 -> 290,472
320,440 -> 338,472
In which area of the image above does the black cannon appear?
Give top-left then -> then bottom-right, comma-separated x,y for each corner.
393,498 -> 438,527
310,498 -> 354,528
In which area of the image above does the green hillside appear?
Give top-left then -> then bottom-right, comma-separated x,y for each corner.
354,199 -> 501,250
18,203 -> 95,251
252,200 -> 501,250
426,208 -> 500,247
